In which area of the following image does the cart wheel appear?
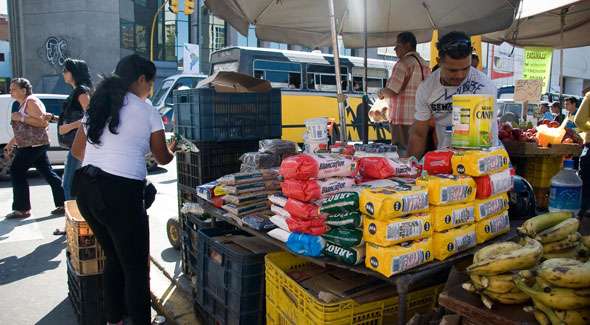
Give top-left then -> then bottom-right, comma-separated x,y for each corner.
167,217 -> 181,250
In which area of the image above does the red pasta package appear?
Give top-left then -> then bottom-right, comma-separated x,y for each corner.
423,150 -> 454,175
281,178 -> 355,202
270,215 -> 328,235
280,153 -> 357,180
475,168 -> 515,199
357,157 -> 420,180
268,194 -> 321,220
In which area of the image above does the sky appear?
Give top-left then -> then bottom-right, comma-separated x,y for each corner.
0,1 -> 5,15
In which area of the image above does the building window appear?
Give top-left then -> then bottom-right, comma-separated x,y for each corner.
120,19 -> 135,50
209,16 -> 225,52
136,24 -> 147,56
0,53 -> 4,62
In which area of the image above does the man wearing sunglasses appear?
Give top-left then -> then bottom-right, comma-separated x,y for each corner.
407,31 -> 498,159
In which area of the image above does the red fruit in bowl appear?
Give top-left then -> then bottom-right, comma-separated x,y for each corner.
501,123 -> 513,131
511,129 -> 523,139
549,121 -> 560,128
542,120 -> 551,126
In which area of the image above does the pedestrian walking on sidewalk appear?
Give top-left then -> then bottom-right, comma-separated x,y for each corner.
71,54 -> 176,325
53,59 -> 92,236
4,78 -> 65,219
59,58 -> 92,200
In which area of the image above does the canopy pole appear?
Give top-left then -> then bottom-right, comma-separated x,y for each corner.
559,8 -> 567,99
362,0 -> 369,144
329,0 -> 348,143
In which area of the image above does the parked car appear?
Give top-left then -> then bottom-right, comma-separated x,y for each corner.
0,94 -> 68,180
152,74 -> 207,131
497,99 -> 541,124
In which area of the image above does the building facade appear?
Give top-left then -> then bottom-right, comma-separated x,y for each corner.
0,14 -> 10,93
8,0 -> 194,94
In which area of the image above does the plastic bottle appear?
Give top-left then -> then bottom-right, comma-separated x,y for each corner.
548,159 -> 583,215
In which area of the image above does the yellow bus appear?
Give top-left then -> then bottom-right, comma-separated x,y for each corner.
209,47 -> 396,143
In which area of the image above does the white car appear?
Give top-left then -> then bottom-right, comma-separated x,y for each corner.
0,94 -> 69,180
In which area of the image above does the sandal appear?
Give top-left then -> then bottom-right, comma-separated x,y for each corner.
5,210 -> 31,219
50,206 -> 65,215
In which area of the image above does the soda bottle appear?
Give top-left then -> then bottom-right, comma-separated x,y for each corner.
548,159 -> 583,215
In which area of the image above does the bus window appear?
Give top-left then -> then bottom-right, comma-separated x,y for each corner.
307,64 -> 348,92
253,60 -> 302,89
350,67 -> 388,93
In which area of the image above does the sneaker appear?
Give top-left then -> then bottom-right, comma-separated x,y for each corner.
50,206 -> 65,215
53,228 -> 66,236
5,210 -> 31,219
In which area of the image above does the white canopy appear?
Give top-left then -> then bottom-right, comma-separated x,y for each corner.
204,0 -> 519,48
484,0 -> 590,49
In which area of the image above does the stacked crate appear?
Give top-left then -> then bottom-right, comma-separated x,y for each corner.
65,201 -> 104,275
65,200 -> 105,325
174,87 -> 282,276
192,228 -> 278,325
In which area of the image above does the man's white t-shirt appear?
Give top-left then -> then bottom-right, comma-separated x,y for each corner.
415,67 -> 498,149
82,92 -> 164,180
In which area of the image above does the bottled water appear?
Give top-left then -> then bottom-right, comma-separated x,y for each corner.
548,159 -> 583,215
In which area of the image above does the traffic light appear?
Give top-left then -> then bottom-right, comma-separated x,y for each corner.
184,0 -> 195,15
169,0 -> 179,14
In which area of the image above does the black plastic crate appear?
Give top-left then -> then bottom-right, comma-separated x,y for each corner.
193,228 -> 277,325
174,88 -> 282,142
176,140 -> 260,189
181,213 -> 233,276
67,257 -> 105,325
193,288 -> 266,325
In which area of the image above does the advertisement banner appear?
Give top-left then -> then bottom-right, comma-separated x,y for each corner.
183,43 -> 200,74
522,47 -> 553,92
490,44 -> 514,80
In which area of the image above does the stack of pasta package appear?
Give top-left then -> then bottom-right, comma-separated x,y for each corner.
216,169 -> 281,220
268,153 -> 366,263
204,141 -> 514,278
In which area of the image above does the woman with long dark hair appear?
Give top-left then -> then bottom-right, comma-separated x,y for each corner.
4,78 -> 65,218
71,55 -> 175,325
59,58 -> 92,202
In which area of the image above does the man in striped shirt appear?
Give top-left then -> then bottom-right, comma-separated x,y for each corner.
378,32 -> 430,154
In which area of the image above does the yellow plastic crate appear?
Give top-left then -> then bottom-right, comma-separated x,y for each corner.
265,251 -> 443,325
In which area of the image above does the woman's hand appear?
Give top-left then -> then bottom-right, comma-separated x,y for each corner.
11,112 -> 24,122
3,145 -> 14,160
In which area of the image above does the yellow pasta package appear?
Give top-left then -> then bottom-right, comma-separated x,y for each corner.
416,175 -> 476,206
476,210 -> 510,244
359,186 -> 429,220
473,193 -> 509,221
365,238 -> 433,277
430,202 -> 475,232
363,213 -> 433,246
432,224 -> 477,261
451,147 -> 510,177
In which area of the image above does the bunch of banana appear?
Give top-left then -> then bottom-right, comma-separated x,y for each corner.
519,212 -> 588,261
462,239 -> 543,308
516,259 -> 590,325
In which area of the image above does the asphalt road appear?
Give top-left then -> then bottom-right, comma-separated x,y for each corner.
0,160 -> 181,324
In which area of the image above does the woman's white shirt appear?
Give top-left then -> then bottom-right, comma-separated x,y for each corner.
82,92 -> 164,180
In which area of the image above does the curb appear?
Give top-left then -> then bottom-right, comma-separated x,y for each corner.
150,257 -> 201,325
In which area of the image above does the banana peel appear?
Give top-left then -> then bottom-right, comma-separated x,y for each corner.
467,238 -> 543,275
538,259 -> 590,288
518,212 -> 572,237
535,218 -> 579,244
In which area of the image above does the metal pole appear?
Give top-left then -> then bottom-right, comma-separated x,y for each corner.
362,0 -> 369,144
329,0 -> 348,143
559,8 -> 567,100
